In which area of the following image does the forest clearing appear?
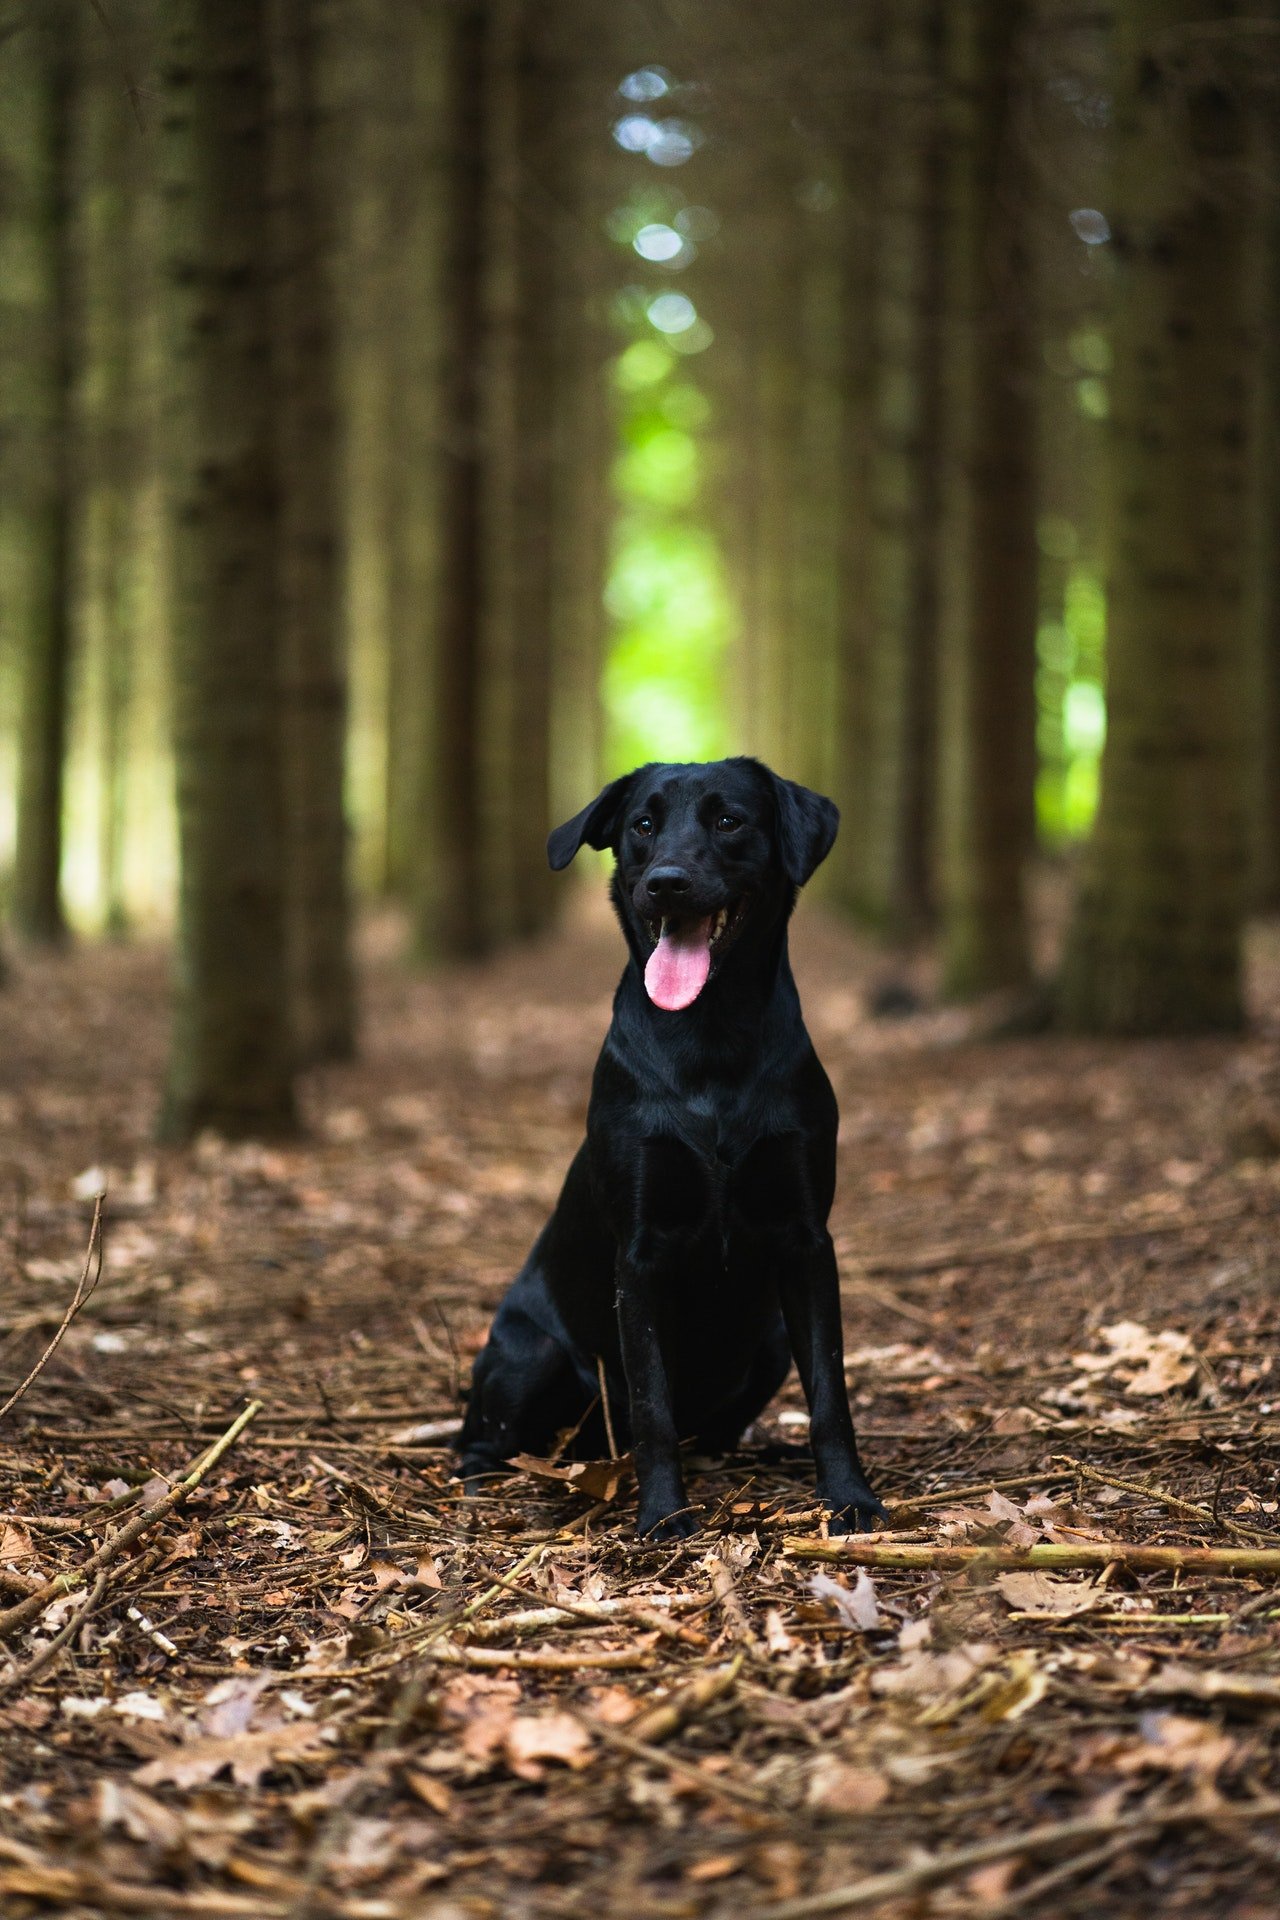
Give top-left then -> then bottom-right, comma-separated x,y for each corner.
2,902 -> 1280,1918
4,0 -> 1280,1914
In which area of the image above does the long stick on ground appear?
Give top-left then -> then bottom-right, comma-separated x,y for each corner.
784,1537 -> 1280,1575
0,1400 -> 263,1641
1056,1454 -> 1278,1545
0,1196 -> 104,1423
745,1798 -> 1280,1920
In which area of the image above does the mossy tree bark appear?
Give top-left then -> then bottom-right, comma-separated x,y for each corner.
3,3 -> 76,945
1059,0 -> 1259,1033
159,0 -> 296,1138
937,0 -> 1037,999
269,0 -> 355,1063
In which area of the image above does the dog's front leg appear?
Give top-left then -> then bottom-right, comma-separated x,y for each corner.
615,1259 -> 694,1540
779,1231 -> 886,1534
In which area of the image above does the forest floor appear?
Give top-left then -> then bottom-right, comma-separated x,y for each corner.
2,892 -> 1280,1918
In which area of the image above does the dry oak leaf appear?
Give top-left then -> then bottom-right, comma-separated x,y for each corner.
809,1569 -> 883,1632
805,1759 -> 890,1815
996,1571 -> 1106,1619
685,1854 -> 742,1883
1113,1711 -> 1237,1781
503,1712 -> 593,1781
97,1779 -> 186,1851
507,1451 -> 632,1503
0,1523 -> 37,1565
133,1721 -> 329,1790
1072,1321 -> 1198,1397
871,1640 -> 998,1704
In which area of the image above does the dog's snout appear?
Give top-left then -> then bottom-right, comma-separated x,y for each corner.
645,865 -> 692,900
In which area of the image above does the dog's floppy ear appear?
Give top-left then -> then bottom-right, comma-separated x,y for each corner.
769,772 -> 839,887
547,772 -> 638,870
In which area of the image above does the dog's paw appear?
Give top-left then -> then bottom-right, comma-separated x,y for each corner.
823,1485 -> 888,1536
637,1505 -> 698,1542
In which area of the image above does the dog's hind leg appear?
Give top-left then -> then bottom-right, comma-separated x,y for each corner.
457,1303 -> 588,1492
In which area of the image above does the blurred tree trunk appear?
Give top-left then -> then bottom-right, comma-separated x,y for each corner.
735,155 -> 803,773
857,0 -> 944,936
384,4 -> 449,901
790,178 -> 844,806
548,60 -> 608,833
411,0 -> 488,962
79,0 -> 146,935
331,0 -> 395,894
1254,67 -> 1280,909
1059,0 -> 1259,1032
828,18 -> 882,915
269,0 -> 355,1063
480,0 -> 557,944
159,0 -> 296,1138
937,0 -> 1037,999
4,5 -> 76,944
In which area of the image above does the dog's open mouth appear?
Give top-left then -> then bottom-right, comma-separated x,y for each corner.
643,900 -> 747,1011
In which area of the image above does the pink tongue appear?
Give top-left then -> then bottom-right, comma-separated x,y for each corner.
644,917 -> 713,1011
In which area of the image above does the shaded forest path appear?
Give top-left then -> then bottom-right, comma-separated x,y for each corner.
2,902 -> 1280,1917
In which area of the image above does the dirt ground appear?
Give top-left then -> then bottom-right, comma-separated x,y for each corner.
2,892 -> 1280,1918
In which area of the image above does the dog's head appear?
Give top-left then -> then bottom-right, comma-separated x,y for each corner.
547,758 -> 838,1011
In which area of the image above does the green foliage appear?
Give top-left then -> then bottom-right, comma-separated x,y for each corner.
1036,561 -> 1107,843
602,194 -> 730,774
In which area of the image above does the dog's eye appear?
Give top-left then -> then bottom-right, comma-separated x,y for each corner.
633,816 -> 654,837
715,814 -> 741,833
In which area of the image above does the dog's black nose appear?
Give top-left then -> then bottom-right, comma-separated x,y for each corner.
646,865 -> 692,900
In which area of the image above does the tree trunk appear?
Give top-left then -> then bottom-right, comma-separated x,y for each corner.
411,0 -> 489,963
478,0 -> 556,946
78,0 -> 146,936
3,4 -> 76,944
269,0 -> 355,1063
857,0 -> 945,936
1254,57 -> 1280,909
1059,0 -> 1259,1033
501,0 -> 558,937
828,23 -> 881,915
937,0 -> 1038,999
548,61 -> 608,836
159,0 -> 296,1138
383,2 -> 449,903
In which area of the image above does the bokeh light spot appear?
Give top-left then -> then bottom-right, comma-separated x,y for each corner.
634,223 -> 684,263
647,292 -> 697,334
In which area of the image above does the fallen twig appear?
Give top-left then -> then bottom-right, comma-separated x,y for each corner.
847,1198 -> 1254,1280
464,1592 -> 708,1646
784,1537 -> 1280,1575
745,1797 -> 1280,1919
0,1568 -> 110,1699
628,1653 -> 743,1745
888,1473 -> 1073,1517
0,1399 -> 262,1642
0,1839 -> 399,1917
574,1707 -> 772,1810
1056,1455 -> 1278,1546
429,1641 -> 650,1671
596,1354 -> 619,1460
0,1196 -> 104,1424
705,1552 -> 759,1648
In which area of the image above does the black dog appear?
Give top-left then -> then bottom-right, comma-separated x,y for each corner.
457,757 -> 884,1540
